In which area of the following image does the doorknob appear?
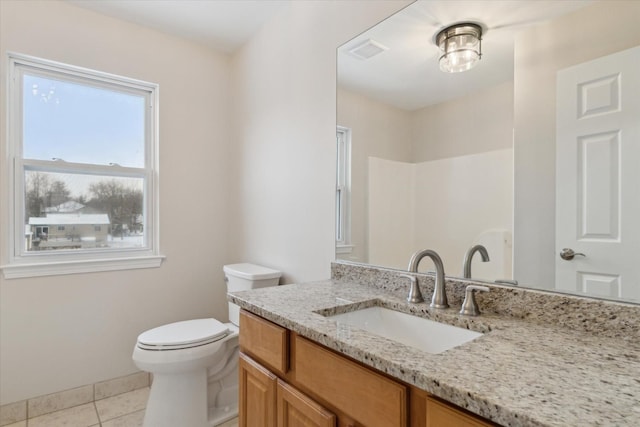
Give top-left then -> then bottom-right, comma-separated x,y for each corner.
560,248 -> 586,260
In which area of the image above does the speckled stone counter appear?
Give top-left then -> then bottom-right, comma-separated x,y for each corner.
228,262 -> 640,427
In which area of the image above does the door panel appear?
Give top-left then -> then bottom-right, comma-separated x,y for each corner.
577,131 -> 619,239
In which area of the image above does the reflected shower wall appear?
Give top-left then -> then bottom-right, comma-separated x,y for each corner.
368,149 -> 513,279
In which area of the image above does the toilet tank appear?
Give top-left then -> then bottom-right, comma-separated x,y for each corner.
224,263 -> 282,326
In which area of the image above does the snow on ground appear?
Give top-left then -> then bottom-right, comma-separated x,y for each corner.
106,234 -> 144,248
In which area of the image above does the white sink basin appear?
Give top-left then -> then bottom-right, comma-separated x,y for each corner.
329,306 -> 482,354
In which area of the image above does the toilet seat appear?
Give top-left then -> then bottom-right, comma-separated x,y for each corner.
137,318 -> 230,351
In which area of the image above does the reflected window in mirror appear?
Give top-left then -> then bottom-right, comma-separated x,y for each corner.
336,126 -> 353,254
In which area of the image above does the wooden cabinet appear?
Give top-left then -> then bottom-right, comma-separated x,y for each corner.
426,397 -> 495,427
277,379 -> 336,427
293,334 -> 406,427
239,309 -> 498,427
239,353 -> 277,427
240,310 -> 289,376
239,352 -> 335,427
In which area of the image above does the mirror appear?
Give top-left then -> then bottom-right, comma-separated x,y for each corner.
336,0 -> 640,304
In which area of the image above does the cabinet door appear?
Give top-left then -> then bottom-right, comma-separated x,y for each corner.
240,353 -> 277,427
277,380 -> 336,427
426,397 -> 495,427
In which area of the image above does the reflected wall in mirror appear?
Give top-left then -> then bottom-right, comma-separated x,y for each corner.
336,0 -> 640,304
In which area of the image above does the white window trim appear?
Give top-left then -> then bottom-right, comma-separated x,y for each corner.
1,53 -> 164,279
336,244 -> 355,255
336,126 -> 353,254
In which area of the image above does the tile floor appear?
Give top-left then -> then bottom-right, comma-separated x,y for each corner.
4,388 -> 239,427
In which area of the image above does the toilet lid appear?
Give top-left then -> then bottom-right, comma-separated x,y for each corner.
137,318 -> 230,350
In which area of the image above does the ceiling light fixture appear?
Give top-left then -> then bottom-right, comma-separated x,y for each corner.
436,23 -> 482,73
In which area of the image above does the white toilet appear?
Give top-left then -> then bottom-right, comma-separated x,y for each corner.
132,263 -> 282,427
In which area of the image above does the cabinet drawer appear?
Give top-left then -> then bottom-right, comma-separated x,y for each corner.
240,310 -> 289,375
426,397 -> 496,427
293,334 -> 407,427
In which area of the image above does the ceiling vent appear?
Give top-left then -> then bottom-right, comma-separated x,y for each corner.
347,39 -> 388,60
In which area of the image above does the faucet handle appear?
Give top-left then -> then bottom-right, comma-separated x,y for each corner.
459,285 -> 490,316
399,274 -> 424,304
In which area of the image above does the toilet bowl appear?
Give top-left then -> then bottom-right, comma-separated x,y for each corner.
132,263 -> 281,427
133,319 -> 238,427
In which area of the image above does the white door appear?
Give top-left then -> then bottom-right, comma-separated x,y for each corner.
556,45 -> 640,302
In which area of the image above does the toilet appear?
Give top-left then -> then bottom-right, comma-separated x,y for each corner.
132,263 -> 282,427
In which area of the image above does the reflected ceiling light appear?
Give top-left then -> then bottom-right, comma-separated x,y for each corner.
436,23 -> 482,73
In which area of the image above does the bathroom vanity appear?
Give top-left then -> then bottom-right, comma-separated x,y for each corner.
230,262 -> 640,427
238,309 -> 494,426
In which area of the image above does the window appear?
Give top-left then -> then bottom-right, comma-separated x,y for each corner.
2,53 -> 162,278
336,126 -> 352,253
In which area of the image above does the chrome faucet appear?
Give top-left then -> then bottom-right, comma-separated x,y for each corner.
407,249 -> 448,309
459,285 -> 490,316
399,274 -> 424,303
462,244 -> 490,279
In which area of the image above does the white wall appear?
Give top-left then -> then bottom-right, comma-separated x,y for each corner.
0,0 -> 234,404
368,158 -> 414,269
411,81 -> 514,162
513,1 -> 640,288
0,0 -> 413,404
229,1 -> 411,284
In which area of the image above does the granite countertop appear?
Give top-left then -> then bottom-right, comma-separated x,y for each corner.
229,279 -> 640,427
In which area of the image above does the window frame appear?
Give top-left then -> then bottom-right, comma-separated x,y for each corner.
336,126 -> 353,254
2,53 -> 163,279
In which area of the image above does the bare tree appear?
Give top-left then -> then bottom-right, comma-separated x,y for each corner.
46,180 -> 71,209
25,172 -> 50,219
87,180 -> 143,235
25,172 -> 70,219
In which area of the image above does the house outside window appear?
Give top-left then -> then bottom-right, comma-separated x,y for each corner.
2,53 -> 163,278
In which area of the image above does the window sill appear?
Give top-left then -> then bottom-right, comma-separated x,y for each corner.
1,255 -> 165,279
336,244 -> 355,254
